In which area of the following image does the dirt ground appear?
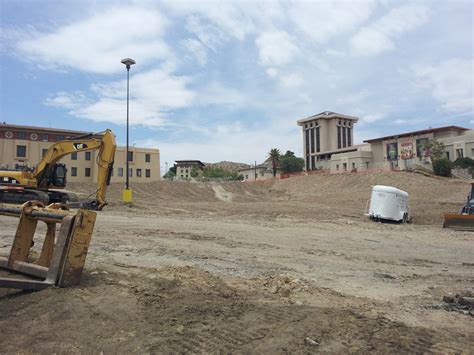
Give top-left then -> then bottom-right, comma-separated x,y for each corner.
1,171 -> 473,353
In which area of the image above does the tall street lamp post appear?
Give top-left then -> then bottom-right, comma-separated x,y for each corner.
121,57 -> 136,204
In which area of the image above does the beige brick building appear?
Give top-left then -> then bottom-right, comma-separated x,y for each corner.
297,112 -> 473,174
297,111 -> 358,170
0,123 -> 160,183
330,126 -> 473,173
175,160 -> 205,179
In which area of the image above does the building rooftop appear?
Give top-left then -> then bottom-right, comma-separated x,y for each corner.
364,125 -> 469,143
175,160 -> 205,167
297,111 -> 359,125
0,122 -> 92,136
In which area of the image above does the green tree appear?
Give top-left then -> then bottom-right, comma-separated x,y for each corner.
432,158 -> 453,177
280,150 -> 305,173
203,167 -> 239,180
190,167 -> 199,178
268,148 -> 281,177
419,139 -> 445,163
163,170 -> 175,179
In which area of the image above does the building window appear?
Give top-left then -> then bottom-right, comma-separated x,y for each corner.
181,175 -> 184,178
316,127 -> 320,153
42,134 -> 49,141
347,128 -> 351,147
137,168 -> 142,177
336,164 -> 339,171
16,145 -> 26,157
118,167 -> 124,177
311,156 -> 315,170
71,167 -> 77,177
128,168 -> 133,177
56,135 -> 65,141
128,151 -> 134,162
85,151 -> 91,161
17,132 -> 26,140
343,163 -> 347,171
185,169 -> 188,173
71,152 -> 77,160
42,148 -> 48,157
446,151 -> 450,160
146,169 -> 151,178
342,127 -> 347,148
366,162 -> 369,169
85,168 -> 91,177
305,129 -> 310,156
310,128 -> 315,154
337,127 -> 341,149
352,162 -> 356,169
145,153 -> 150,163
456,149 -> 464,158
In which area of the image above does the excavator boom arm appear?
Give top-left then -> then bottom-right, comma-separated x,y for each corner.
34,130 -> 116,209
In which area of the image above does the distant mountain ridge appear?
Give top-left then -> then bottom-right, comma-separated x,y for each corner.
205,161 -> 251,173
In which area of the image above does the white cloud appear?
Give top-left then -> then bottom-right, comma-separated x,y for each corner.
279,73 -> 304,88
413,58 -> 474,114
360,113 -> 386,123
181,38 -> 208,66
289,1 -> 376,43
337,89 -> 372,104
256,30 -> 299,67
165,2 -> 256,41
351,4 -> 430,56
46,68 -> 195,126
14,6 -> 171,74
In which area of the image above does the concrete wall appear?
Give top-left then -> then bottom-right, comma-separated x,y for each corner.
330,150 -> 374,173
176,163 -> 203,180
239,167 -> 280,181
438,130 -> 474,161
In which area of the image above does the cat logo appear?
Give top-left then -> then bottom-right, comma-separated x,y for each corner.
73,143 -> 88,150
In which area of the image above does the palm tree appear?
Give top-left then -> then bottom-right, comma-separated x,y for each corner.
268,148 -> 281,177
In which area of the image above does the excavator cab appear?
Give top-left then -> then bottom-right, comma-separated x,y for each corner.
49,164 -> 67,188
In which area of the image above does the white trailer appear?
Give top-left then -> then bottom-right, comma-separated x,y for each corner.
366,185 -> 410,223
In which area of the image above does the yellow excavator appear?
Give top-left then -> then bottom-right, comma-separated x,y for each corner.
443,180 -> 474,231
0,129 -> 116,210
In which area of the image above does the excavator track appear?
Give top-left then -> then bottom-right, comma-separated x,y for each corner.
0,188 -> 78,206
0,188 -> 49,205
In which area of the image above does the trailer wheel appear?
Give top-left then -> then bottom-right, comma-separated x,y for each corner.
402,213 -> 408,224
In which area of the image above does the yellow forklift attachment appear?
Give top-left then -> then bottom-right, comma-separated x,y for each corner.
443,213 -> 474,231
0,201 -> 96,290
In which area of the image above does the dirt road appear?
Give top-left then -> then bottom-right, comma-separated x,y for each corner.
1,172 -> 473,353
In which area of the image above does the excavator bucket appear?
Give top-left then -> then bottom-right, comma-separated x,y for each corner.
0,201 -> 96,290
443,181 -> 474,231
443,213 -> 474,231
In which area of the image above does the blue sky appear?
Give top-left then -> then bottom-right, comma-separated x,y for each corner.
1,0 -> 473,170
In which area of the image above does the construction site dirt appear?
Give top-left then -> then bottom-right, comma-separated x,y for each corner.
1,172 -> 473,353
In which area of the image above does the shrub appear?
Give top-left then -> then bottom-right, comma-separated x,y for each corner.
432,158 -> 453,177
453,157 -> 474,169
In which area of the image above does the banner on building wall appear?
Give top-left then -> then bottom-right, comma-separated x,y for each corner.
400,141 -> 413,160
416,138 -> 429,157
386,143 -> 398,161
